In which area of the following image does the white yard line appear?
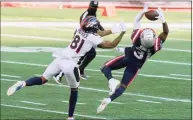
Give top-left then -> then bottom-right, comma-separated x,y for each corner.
62,101 -> 86,105
96,55 -> 191,66
170,74 -> 191,77
1,104 -> 107,119
1,74 -> 21,78
1,34 -> 70,42
113,74 -> 191,81
1,60 -> 191,81
137,100 -> 161,104
1,34 -> 191,53
20,101 -> 46,106
1,21 -> 191,29
1,78 -> 191,103
99,100 -> 124,104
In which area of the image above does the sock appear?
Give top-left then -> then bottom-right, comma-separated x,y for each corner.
110,86 -> 125,101
101,66 -> 113,80
25,77 -> 46,86
68,90 -> 78,117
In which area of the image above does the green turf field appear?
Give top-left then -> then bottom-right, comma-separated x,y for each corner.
1,7 -> 192,120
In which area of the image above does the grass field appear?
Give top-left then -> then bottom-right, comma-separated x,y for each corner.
1,7 -> 192,120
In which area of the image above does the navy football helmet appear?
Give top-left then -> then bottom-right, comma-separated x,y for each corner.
80,16 -> 100,33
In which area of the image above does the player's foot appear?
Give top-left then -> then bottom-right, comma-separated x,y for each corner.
80,74 -> 88,80
109,78 -> 120,95
66,117 -> 74,120
97,98 -> 111,113
7,81 -> 25,96
53,72 -> 64,84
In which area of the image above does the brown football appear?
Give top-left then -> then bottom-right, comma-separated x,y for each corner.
145,10 -> 159,21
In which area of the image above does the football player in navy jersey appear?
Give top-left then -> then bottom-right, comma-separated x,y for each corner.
97,5 -> 169,113
53,0 -> 104,81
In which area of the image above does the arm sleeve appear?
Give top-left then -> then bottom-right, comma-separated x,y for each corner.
154,37 -> 163,52
131,29 -> 141,43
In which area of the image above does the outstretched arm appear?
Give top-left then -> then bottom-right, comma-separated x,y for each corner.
97,32 -> 126,48
156,8 -> 169,42
97,23 -> 127,48
133,4 -> 148,29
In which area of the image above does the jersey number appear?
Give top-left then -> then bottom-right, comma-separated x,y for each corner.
134,49 -> 144,59
70,35 -> 85,53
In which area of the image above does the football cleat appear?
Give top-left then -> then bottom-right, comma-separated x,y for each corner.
80,74 -> 88,80
109,78 -> 120,95
53,72 -> 64,84
66,117 -> 74,120
97,98 -> 111,113
7,81 -> 25,96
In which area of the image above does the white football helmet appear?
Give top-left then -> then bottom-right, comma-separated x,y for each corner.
140,28 -> 156,48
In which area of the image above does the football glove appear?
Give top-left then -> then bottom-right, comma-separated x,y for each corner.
120,22 -> 127,32
155,8 -> 166,23
111,24 -> 121,34
142,4 -> 148,13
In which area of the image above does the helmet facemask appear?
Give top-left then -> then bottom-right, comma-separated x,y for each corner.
140,29 -> 156,48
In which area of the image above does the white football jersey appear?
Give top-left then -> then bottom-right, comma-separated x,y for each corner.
52,28 -> 103,63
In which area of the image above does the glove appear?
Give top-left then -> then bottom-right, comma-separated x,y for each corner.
120,22 -> 127,32
142,4 -> 148,13
155,8 -> 166,23
111,23 -> 121,34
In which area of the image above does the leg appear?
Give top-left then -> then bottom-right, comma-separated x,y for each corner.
60,60 -> 80,119
97,66 -> 139,113
79,47 -> 96,79
110,66 -> 139,101
7,59 -> 61,96
101,55 -> 127,81
101,55 -> 128,95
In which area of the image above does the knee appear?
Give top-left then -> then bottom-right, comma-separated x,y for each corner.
100,66 -> 110,73
71,88 -> 78,91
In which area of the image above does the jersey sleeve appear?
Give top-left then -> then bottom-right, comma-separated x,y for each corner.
131,29 -> 141,43
154,37 -> 163,52
88,34 -> 103,48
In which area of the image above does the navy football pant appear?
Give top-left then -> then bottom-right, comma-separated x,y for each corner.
101,55 -> 139,87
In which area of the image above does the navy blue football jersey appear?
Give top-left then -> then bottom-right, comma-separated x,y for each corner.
125,29 -> 163,68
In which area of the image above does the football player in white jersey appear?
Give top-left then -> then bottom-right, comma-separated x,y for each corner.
7,16 -> 126,120
53,0 -> 105,81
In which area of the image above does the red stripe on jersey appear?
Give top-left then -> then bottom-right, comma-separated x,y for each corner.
127,70 -> 139,86
154,37 -> 161,52
105,55 -> 124,66
131,29 -> 141,43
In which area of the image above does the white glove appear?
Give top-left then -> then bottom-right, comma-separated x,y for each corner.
155,8 -> 166,23
115,47 -> 125,53
142,4 -> 148,13
120,22 -> 127,32
111,24 -> 121,34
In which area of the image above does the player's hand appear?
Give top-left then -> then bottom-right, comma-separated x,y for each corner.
155,8 -> 166,23
120,22 -> 127,33
111,23 -> 121,34
142,4 -> 148,13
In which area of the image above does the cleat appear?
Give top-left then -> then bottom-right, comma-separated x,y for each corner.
66,117 -> 74,120
109,78 -> 120,95
97,98 -> 111,113
53,72 -> 64,84
7,81 -> 24,96
80,74 -> 88,80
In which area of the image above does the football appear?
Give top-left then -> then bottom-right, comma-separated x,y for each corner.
145,10 -> 159,21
